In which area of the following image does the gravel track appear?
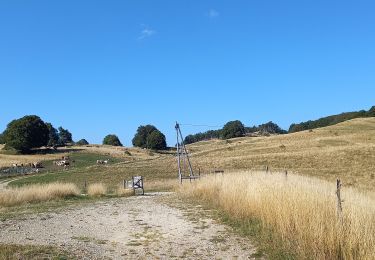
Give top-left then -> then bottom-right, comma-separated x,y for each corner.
0,193 -> 258,259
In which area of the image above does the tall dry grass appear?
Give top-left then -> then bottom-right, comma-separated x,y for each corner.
179,171 -> 375,259
87,183 -> 107,196
0,183 -> 80,207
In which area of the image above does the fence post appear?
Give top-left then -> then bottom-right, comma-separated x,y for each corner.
84,180 -> 87,193
266,165 -> 269,173
336,179 -> 343,223
132,176 -> 135,195
285,170 -> 288,180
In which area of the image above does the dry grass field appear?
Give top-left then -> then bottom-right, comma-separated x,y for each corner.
187,117 -> 375,191
0,182 -> 80,207
179,171 -> 375,259
1,118 -> 374,259
3,117 -> 374,193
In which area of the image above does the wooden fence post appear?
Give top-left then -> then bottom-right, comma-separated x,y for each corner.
336,179 -> 343,222
285,170 -> 288,180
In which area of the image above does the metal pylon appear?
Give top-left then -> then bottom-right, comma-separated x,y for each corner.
175,122 -> 195,183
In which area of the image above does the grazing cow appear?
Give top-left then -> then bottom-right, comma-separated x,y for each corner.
55,160 -> 70,167
96,160 -> 103,164
32,162 -> 42,168
97,159 -> 109,165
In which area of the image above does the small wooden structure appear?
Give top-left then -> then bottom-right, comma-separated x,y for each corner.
124,176 -> 144,195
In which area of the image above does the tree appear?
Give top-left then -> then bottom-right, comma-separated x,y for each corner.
58,127 -> 73,145
103,134 -> 122,146
221,120 -> 245,139
132,125 -> 157,148
146,130 -> 167,150
2,115 -> 49,153
368,106 -> 375,117
0,132 -> 4,144
76,139 -> 89,145
46,123 -> 59,147
258,121 -> 287,134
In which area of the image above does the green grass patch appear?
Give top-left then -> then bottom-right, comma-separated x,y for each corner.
7,151 -> 178,192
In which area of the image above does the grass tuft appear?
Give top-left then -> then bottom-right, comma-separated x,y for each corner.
87,183 -> 107,197
0,182 -> 79,207
116,186 -> 133,197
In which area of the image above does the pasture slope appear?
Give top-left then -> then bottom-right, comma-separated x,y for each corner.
0,117 -> 374,259
188,117 -> 375,191
2,117 -> 375,191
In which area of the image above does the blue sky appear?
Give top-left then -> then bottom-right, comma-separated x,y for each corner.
1,0 -> 374,146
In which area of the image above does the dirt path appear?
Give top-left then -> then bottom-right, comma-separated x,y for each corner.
0,179 -> 13,190
0,193 -> 258,259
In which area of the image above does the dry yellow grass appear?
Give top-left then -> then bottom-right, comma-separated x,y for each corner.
187,117 -> 375,191
116,186 -> 134,197
0,183 -> 80,207
179,171 -> 375,259
75,144 -> 154,159
87,183 -> 107,196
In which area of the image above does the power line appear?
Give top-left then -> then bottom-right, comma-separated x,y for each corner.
179,123 -> 224,128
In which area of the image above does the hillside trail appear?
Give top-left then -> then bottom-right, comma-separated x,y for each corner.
0,193 -> 259,259
0,176 -> 28,191
0,179 -> 15,190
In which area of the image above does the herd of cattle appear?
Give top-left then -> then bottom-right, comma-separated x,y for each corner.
2,155 -> 111,177
12,161 -> 42,169
9,156 -> 110,171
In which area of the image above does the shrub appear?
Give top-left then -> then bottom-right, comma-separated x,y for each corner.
221,120 -> 245,139
3,115 -> 49,153
87,183 -> 107,196
103,134 -> 122,146
76,139 -> 89,146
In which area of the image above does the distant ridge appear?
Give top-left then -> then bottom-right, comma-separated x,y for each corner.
289,106 -> 375,133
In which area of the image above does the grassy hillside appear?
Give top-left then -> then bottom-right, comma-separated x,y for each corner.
288,105 -> 375,132
3,117 -> 375,192
187,117 -> 375,191
5,147 -> 178,191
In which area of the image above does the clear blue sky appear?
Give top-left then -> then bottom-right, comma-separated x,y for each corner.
1,0 -> 374,146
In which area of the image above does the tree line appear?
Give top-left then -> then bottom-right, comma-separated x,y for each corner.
288,106 -> 375,133
184,120 -> 286,144
0,115 -> 167,154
